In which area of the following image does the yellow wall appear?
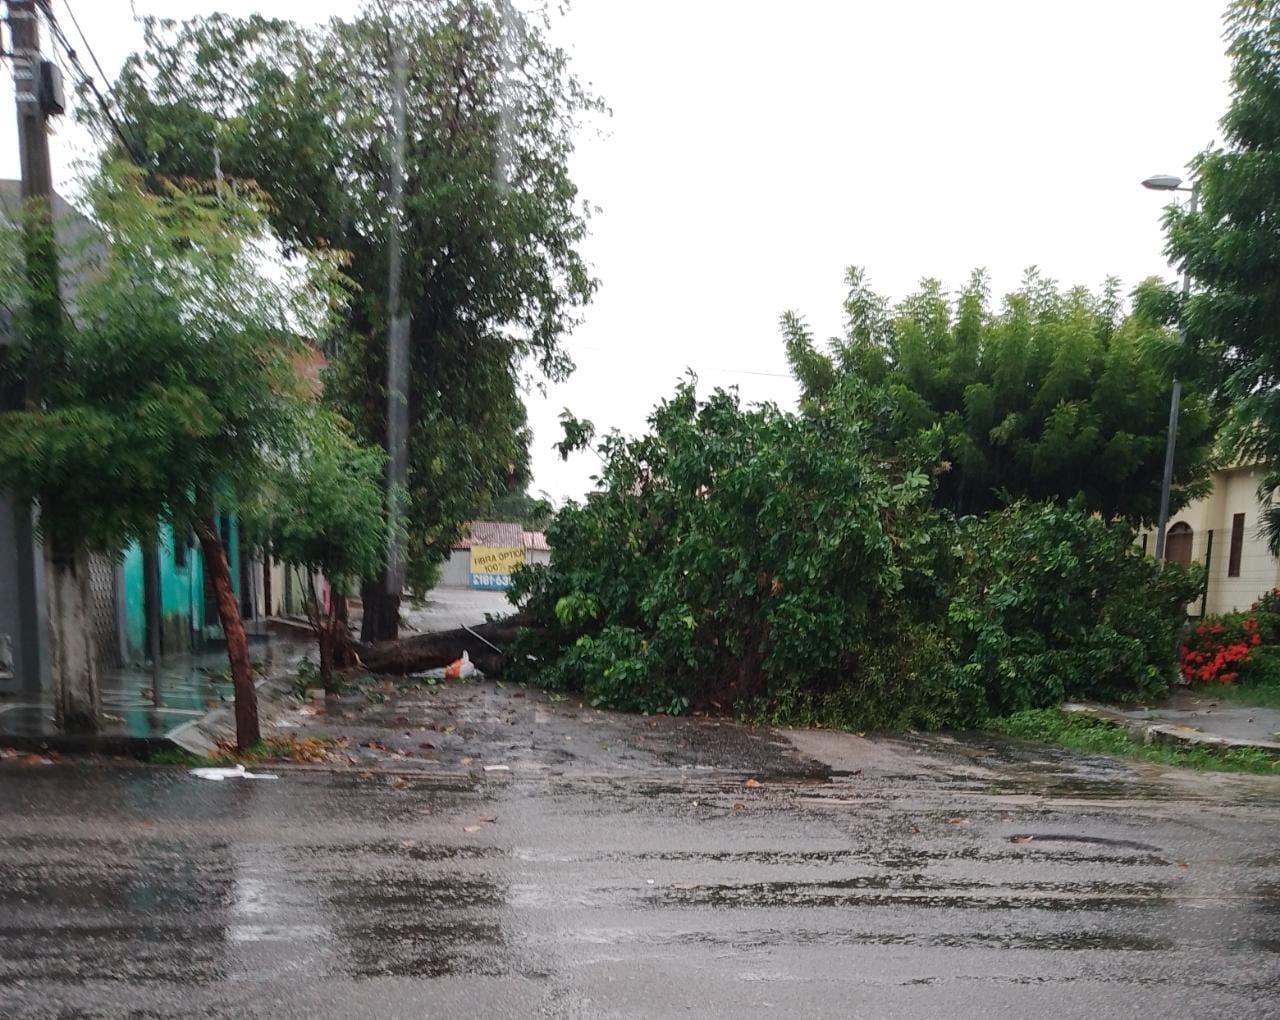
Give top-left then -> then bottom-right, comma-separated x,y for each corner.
1138,466 -> 1280,615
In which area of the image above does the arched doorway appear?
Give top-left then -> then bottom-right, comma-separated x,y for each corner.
1165,522 -> 1194,568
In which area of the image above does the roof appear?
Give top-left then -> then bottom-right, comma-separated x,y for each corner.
523,530 -> 550,552
452,520 -> 525,550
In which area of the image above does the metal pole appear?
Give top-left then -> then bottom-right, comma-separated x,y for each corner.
1153,181 -> 1199,562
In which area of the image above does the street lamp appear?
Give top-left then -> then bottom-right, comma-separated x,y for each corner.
1142,172 -> 1199,564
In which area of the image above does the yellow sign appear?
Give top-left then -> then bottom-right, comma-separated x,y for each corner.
470,545 -> 524,589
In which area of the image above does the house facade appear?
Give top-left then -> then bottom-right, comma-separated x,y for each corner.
440,521 -> 551,590
1138,464 -> 1280,616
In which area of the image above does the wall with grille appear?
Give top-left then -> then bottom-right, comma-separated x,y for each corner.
85,553 -> 120,668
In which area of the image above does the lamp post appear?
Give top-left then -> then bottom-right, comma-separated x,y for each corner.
1142,173 -> 1199,563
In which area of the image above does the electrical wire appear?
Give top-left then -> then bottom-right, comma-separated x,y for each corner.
39,2 -> 148,165
58,0 -> 110,98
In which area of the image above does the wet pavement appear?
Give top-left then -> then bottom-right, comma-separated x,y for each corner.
1107,686 -> 1280,745
4,676 -> 1280,1018
399,586 -> 514,633
0,632 -> 310,750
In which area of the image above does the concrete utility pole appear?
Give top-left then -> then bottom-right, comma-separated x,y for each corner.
3,0 -> 97,730
0,0 -> 54,699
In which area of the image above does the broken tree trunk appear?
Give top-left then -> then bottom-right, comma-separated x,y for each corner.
355,611 -> 536,677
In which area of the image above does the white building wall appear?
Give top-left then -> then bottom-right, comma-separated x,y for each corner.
1142,465 -> 1280,615
439,550 -> 472,588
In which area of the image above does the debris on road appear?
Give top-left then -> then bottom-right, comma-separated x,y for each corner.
190,764 -> 278,781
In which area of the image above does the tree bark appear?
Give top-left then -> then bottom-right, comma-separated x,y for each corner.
262,542 -> 273,618
332,591 -> 357,669
356,611 -> 534,676
197,518 -> 259,750
359,571 -> 401,643
45,545 -> 98,732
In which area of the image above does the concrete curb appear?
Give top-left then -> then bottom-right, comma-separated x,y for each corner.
1061,702 -> 1280,759
167,674 -> 303,757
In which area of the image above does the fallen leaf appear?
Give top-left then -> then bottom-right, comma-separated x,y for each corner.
948,818 -> 970,826
478,815 -> 498,824
744,778 -> 761,789
463,824 -> 482,833
419,742 -> 436,750
733,802 -> 745,811
461,756 -> 474,766
1010,834 -> 1034,844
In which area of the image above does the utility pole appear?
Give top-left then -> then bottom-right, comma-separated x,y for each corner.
3,0 -> 97,730
0,0 -> 55,699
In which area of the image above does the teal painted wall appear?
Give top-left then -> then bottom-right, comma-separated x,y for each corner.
121,518 -> 237,662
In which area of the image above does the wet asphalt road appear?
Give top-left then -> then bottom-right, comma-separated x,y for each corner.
3,685 -> 1280,1018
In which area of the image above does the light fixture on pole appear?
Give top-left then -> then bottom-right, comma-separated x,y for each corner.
1142,172 -> 1199,564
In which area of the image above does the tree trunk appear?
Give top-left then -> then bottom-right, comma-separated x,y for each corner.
45,545 -> 98,732
356,611 -> 535,676
262,542 -> 273,618
317,615 -> 336,690
197,518 -> 259,750
332,591 -> 357,669
359,571 -> 401,643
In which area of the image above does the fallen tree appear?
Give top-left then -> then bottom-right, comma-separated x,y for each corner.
355,612 -> 535,677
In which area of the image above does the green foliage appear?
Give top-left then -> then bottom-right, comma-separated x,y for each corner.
511,379 -> 1195,727
108,1 -> 602,580
489,487 -> 555,530
950,503 -> 1201,714
0,163 -> 339,552
990,709 -> 1280,775
1248,587 -> 1280,644
508,376 -> 950,716
785,268 -> 1216,523
1162,3 -> 1280,551
248,408 -> 387,593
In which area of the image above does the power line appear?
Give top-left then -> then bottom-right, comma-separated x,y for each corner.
58,0 -> 109,98
39,2 -> 147,165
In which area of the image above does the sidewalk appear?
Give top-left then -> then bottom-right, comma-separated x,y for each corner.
0,628 -> 311,754
1065,687 -> 1280,757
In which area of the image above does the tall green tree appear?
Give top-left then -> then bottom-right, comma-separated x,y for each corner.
783,268 -> 1216,522
248,409 -> 387,687
0,165 -> 342,748
1165,0 -> 1280,549
106,1 -> 602,640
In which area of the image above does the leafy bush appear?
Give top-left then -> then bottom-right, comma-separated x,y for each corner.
1236,646 -> 1280,690
508,377 -> 950,719
1248,588 -> 1280,645
1179,614 -> 1261,685
510,380 -> 1198,728
950,502 -> 1201,713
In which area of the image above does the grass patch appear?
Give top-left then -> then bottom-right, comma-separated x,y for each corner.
988,708 -> 1280,776
1196,682 -> 1280,711
146,747 -> 205,766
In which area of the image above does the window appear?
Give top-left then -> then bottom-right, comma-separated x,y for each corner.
1229,512 -> 1246,578
1166,522 -> 1193,568
173,533 -> 187,570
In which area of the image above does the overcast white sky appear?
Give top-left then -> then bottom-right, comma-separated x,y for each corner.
1,1 -> 1232,503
